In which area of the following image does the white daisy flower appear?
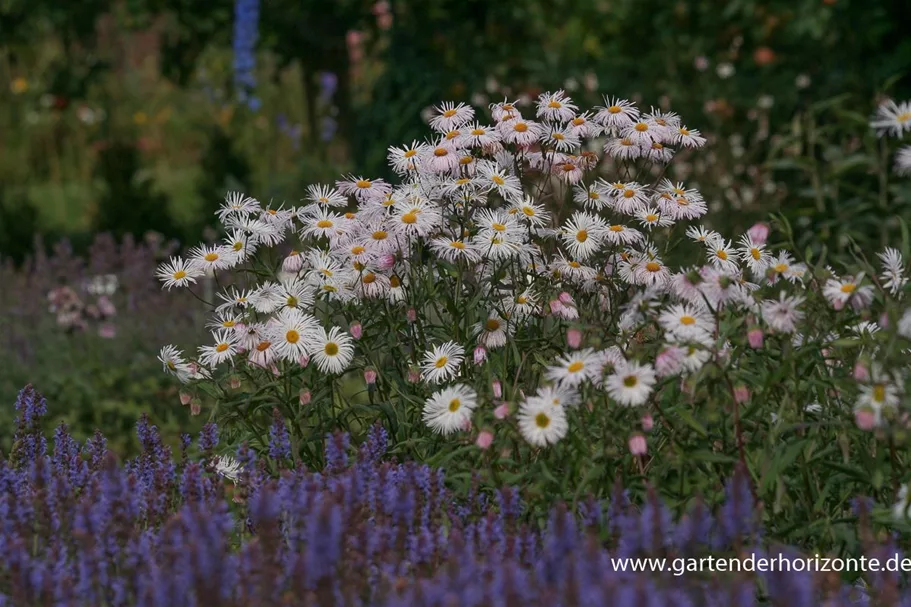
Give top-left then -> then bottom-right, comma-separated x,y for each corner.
518,400 -> 568,447
499,118 -> 542,146
198,329 -> 239,368
490,98 -> 522,123
421,341 -> 465,384
393,199 -> 442,238
214,455 -> 243,484
159,345 -> 192,382
310,326 -> 355,374
536,90 -> 578,122
673,125 -> 706,148
508,196 -> 550,228
463,123 -> 501,149
574,182 -> 610,211
217,192 -> 261,222
473,312 -> 512,349
593,97 -> 640,131
635,207 -> 673,230
878,247 -> 907,295
430,236 -> 482,264
476,161 -> 523,202
301,209 -> 348,242
707,239 -> 739,272
222,229 -> 258,262
560,211 -> 606,260
568,112 -> 603,138
896,145 -> 911,176
426,141 -> 460,173
429,101 -> 475,132
823,275 -> 874,310
893,485 -> 911,520
544,348 -> 602,387
269,308 -> 321,362
247,338 -> 277,369
871,99 -> 911,138
603,223 -> 644,246
155,257 -> 202,290
761,292 -> 805,333
422,384 -> 478,435
613,182 -> 650,214
604,136 -> 643,161
533,384 -> 579,408
768,251 -> 808,284
685,225 -> 721,246
387,141 -> 430,174
605,361 -> 656,406
336,175 -> 392,203
658,304 -> 714,341
737,234 -> 769,275
541,125 -> 581,152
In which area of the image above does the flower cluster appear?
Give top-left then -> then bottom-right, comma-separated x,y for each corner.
2,385 -> 909,606
46,274 -> 118,337
156,91 -> 911,465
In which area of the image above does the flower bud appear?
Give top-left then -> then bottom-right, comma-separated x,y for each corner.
364,368 -> 377,385
282,251 -> 303,273
855,409 -> 876,431
492,379 -> 502,399
473,346 -> 487,365
641,413 -> 654,432
179,391 -> 192,406
476,430 -> 494,450
558,291 -> 574,305
853,361 -> 870,382
628,434 -> 647,456
299,390 -> 312,405
733,385 -> 750,403
407,367 -> 421,383
349,322 -> 363,339
406,308 -> 417,323
494,403 -> 510,419
566,328 -> 582,349
298,354 -> 310,368
747,222 -> 770,245
747,327 -> 764,349
190,398 -> 202,416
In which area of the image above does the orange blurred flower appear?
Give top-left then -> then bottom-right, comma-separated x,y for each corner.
10,77 -> 28,94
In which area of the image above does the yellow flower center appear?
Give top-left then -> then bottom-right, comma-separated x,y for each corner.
492,175 -> 505,186
873,384 -> 886,402
459,156 -> 474,165
256,341 -> 271,352
345,212 -> 357,219
485,319 -> 501,331
434,356 -> 449,369
448,398 -> 461,412
514,123 -> 529,133
608,105 -> 622,114
450,240 -> 466,250
634,123 -> 648,132
561,163 -> 576,172
516,295 -> 528,304
442,109 -> 458,118
286,296 -> 299,308
216,343 -> 229,353
679,128 -> 690,136
372,230 -> 388,240
173,271 -> 187,280
623,189 -> 636,198
552,133 -> 565,141
898,112 -> 911,123
609,225 -> 624,232
548,100 -> 562,108
840,283 -> 856,294
232,242 -> 244,251
351,245 -> 366,255
390,276 -> 401,288
471,128 -> 485,136
572,117 -> 585,126
355,179 -> 371,189
623,375 -> 638,387
317,219 -> 334,228
589,192 -> 600,199
286,330 -> 300,344
576,230 -> 588,243
401,211 -> 419,224
522,206 -> 536,216
222,320 -> 236,328
204,252 -> 219,262
404,149 -> 417,158
535,413 -> 551,428
645,214 -> 659,222
751,248 -> 761,260
645,262 -> 661,272
773,263 -> 788,273
567,361 -> 584,373
363,273 -> 377,284
324,342 -> 339,356
492,222 -> 506,232
680,316 -> 695,326
445,130 -> 460,140
434,147 -> 449,157
322,285 -> 338,292
716,250 -> 728,261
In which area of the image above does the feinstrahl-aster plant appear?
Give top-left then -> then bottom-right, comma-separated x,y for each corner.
2,384 -> 911,606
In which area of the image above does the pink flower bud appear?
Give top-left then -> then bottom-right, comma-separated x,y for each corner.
298,354 -> 310,368
377,254 -> 396,270
462,418 -> 473,431
628,434 -> 647,456
473,346 -> 487,364
364,368 -> 377,385
655,346 -> 685,377
190,399 -> 202,416
179,391 -> 192,406
98,323 -> 117,339
271,364 -> 281,377
747,327 -> 764,349
549,300 -> 564,314
492,380 -> 502,399
558,291 -> 574,305
733,385 -> 750,403
282,252 -> 303,273
349,322 -> 363,339
747,222 -> 770,245
833,299 -> 845,311
229,376 -> 242,389
299,390 -> 311,405
853,361 -> 870,382
476,430 -> 494,450
494,403 -> 510,419
855,409 -> 876,431
407,367 -> 421,383
566,328 -> 582,349
879,312 -> 890,329
406,308 -> 417,323
641,413 -> 654,432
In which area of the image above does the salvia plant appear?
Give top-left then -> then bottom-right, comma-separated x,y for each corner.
154,90 -> 911,548
4,384 -> 911,606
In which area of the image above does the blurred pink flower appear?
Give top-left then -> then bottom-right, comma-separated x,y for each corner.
747,327 -> 764,349
641,413 -> 654,432
628,434 -> 647,456
476,430 -> 494,450
566,328 -> 582,349
747,222 -> 770,245
350,322 -> 363,339
492,379 -> 502,398
494,403 -> 509,419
